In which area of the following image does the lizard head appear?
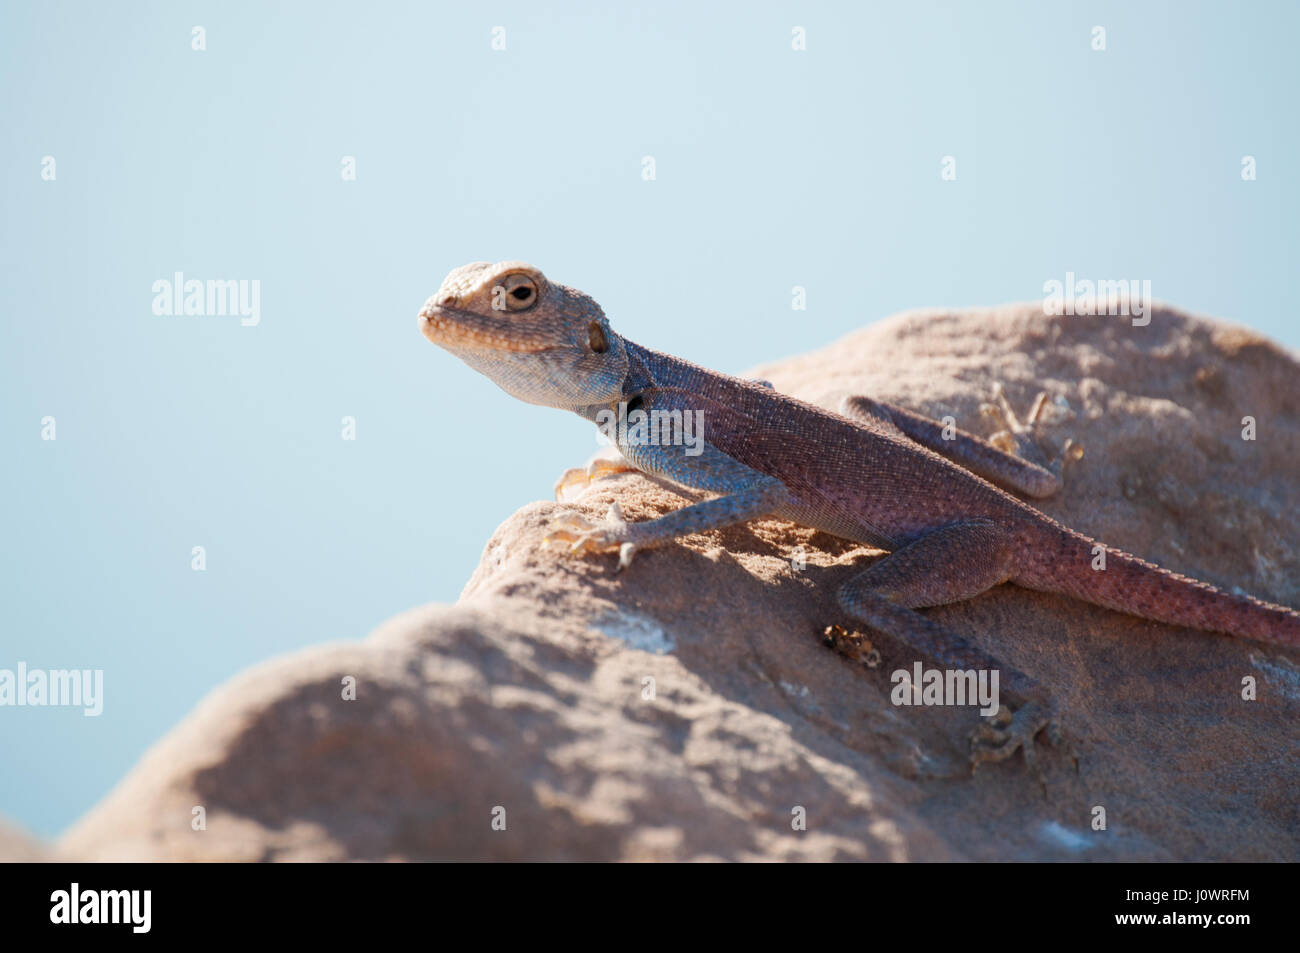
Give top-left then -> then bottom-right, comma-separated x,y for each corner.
419,261 -> 629,410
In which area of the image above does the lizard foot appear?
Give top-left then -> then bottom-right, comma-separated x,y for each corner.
969,700 -> 1066,776
553,450 -> 636,502
543,502 -> 639,570
980,384 -> 1082,477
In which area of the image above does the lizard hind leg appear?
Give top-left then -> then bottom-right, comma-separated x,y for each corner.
833,520 -> 1063,771
839,392 -> 1073,499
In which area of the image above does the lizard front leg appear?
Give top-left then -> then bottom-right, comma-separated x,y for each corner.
545,440 -> 791,569
834,520 -> 1066,771
546,475 -> 789,570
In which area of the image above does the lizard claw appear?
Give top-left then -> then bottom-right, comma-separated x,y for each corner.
553,453 -> 636,502
969,701 -> 1064,776
980,384 -> 1082,476
543,504 -> 639,569
553,468 -> 592,503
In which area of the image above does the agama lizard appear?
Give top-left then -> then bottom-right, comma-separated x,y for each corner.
418,260 -> 1300,767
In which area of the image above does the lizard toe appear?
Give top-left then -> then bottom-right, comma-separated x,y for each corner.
969,701 -> 1056,771
543,512 -> 630,561
553,467 -> 592,502
979,384 -> 1080,485
553,451 -> 637,503
615,542 -> 638,571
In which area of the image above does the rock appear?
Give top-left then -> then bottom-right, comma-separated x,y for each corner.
57,303 -> 1300,861
0,816 -> 51,862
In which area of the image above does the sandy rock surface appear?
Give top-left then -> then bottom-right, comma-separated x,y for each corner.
20,304 -> 1300,862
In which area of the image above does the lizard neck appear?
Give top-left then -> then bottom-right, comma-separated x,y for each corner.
620,337 -> 659,397
572,335 -> 657,422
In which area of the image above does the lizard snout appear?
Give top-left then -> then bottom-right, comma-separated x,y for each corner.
417,296 -> 451,342
420,291 -> 457,318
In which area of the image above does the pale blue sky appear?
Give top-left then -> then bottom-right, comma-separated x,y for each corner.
2,1 -> 1297,837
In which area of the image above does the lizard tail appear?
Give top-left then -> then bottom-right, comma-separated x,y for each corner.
1015,525 -> 1300,648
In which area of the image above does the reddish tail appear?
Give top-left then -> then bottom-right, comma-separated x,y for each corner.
1016,525 -> 1300,648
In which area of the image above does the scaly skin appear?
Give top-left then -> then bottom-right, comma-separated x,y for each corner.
419,260 -> 1300,769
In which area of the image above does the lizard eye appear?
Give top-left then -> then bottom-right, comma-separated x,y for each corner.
501,274 -> 539,311
588,321 -> 608,353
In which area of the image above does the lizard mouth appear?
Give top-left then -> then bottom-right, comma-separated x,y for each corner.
418,305 -> 553,353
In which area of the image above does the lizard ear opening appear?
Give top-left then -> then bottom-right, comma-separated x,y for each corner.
588,321 -> 608,353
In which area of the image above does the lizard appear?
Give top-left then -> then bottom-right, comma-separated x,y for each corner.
417,259 -> 1300,768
